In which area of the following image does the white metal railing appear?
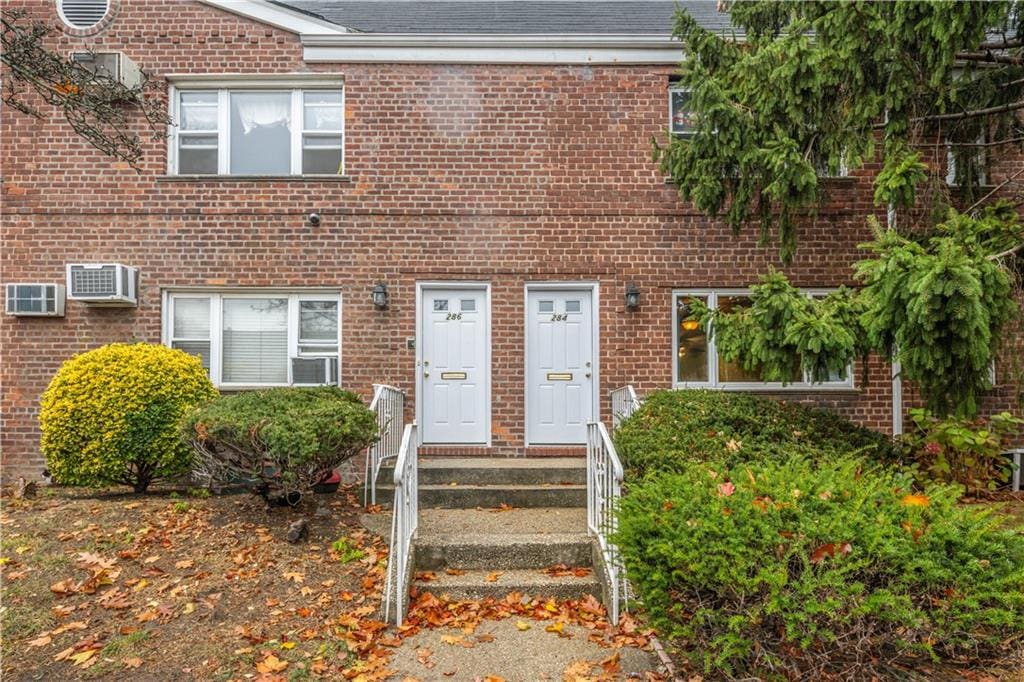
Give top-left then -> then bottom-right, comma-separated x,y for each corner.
586,420 -> 628,624
383,422 -> 418,625
365,384 -> 405,505
610,384 -> 642,429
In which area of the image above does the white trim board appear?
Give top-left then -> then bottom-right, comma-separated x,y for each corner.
415,281 -> 493,447
199,0 -> 349,35
523,281 -> 600,446
302,33 -> 683,64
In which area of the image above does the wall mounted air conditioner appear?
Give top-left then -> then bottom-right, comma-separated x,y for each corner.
69,51 -> 142,90
66,264 -> 138,306
292,357 -> 339,386
5,284 -> 66,317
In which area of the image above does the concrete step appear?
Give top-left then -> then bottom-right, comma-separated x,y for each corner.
380,457 -> 586,486
418,507 -> 588,535
415,483 -> 587,509
413,568 -> 601,602
416,533 -> 593,570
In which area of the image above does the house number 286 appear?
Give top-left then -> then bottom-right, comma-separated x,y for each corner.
550,314 -> 568,322
446,313 -> 463,320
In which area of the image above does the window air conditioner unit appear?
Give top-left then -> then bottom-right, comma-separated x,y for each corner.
292,357 -> 339,386
5,284 -> 66,317
66,264 -> 138,306
69,51 -> 142,90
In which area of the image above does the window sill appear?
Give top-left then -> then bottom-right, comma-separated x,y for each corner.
157,175 -> 354,183
674,383 -> 859,394
663,176 -> 857,185
216,384 -> 340,391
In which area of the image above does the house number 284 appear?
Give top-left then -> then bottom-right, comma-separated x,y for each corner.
550,314 -> 568,322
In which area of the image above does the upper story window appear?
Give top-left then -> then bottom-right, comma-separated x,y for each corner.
669,85 -> 696,138
170,87 -> 344,176
673,289 -> 853,390
164,291 -> 341,388
946,133 -> 987,186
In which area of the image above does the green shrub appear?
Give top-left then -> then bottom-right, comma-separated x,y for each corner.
181,387 -> 378,501
616,457 -> 1024,677
40,343 -> 218,493
901,408 -> 1024,495
614,389 -> 897,477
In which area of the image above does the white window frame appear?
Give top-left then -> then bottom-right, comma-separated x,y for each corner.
162,290 -> 342,389
673,288 -> 855,391
168,82 -> 345,176
668,84 -> 695,139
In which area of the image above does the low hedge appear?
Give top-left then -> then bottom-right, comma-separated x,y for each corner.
181,386 -> 378,501
614,389 -> 897,477
616,456 -> 1024,676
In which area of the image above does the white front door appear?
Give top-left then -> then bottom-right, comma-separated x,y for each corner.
526,287 -> 595,444
420,287 -> 489,444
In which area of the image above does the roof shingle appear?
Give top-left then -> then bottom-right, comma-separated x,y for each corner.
274,1 -> 732,35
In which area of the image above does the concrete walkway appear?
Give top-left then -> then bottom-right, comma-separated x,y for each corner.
386,617 -> 662,681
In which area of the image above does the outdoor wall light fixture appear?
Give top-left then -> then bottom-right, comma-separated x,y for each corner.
372,282 -> 389,309
625,283 -> 641,311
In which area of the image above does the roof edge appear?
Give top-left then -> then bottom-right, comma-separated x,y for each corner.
199,0 -> 350,35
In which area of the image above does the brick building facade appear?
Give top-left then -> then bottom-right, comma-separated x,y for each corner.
1,0 -> 1020,481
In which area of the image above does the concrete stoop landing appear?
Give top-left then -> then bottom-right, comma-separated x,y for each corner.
380,457 -> 602,604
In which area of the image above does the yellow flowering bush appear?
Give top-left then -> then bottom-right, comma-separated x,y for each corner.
40,343 -> 218,492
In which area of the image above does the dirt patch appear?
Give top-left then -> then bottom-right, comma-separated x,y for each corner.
1,484 -> 389,680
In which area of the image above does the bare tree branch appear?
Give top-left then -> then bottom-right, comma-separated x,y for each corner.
943,136 -> 1024,148
955,51 -> 1023,65
977,38 -> 1023,49
1,9 -> 170,171
966,166 -> 1024,214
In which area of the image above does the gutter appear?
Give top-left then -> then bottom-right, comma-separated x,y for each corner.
301,32 -> 684,65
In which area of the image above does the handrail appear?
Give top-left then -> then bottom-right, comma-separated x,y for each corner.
383,422 -> 418,625
365,384 -> 405,505
610,384 -> 642,429
586,420 -> 628,624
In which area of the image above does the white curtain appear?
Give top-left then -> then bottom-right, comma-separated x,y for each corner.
233,93 -> 291,135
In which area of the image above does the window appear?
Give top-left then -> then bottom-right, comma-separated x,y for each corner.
165,291 -> 340,387
669,85 -> 696,138
946,134 -> 987,186
673,289 -> 853,389
170,87 -> 344,176
811,151 -> 850,178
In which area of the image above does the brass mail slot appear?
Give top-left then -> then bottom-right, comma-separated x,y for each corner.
441,371 -> 467,380
546,372 -> 573,381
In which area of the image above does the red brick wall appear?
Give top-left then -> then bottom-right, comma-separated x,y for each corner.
2,1 -> 1020,480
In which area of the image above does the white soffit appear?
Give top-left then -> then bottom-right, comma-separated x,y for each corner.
301,33 -> 682,65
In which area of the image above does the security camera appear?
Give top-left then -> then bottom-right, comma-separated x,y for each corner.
308,212 -> 321,227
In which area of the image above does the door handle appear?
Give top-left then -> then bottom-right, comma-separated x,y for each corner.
585,373 -> 592,378
424,371 -> 430,377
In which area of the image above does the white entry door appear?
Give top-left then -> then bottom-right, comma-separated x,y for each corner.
420,287 -> 489,444
526,287 -> 595,444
